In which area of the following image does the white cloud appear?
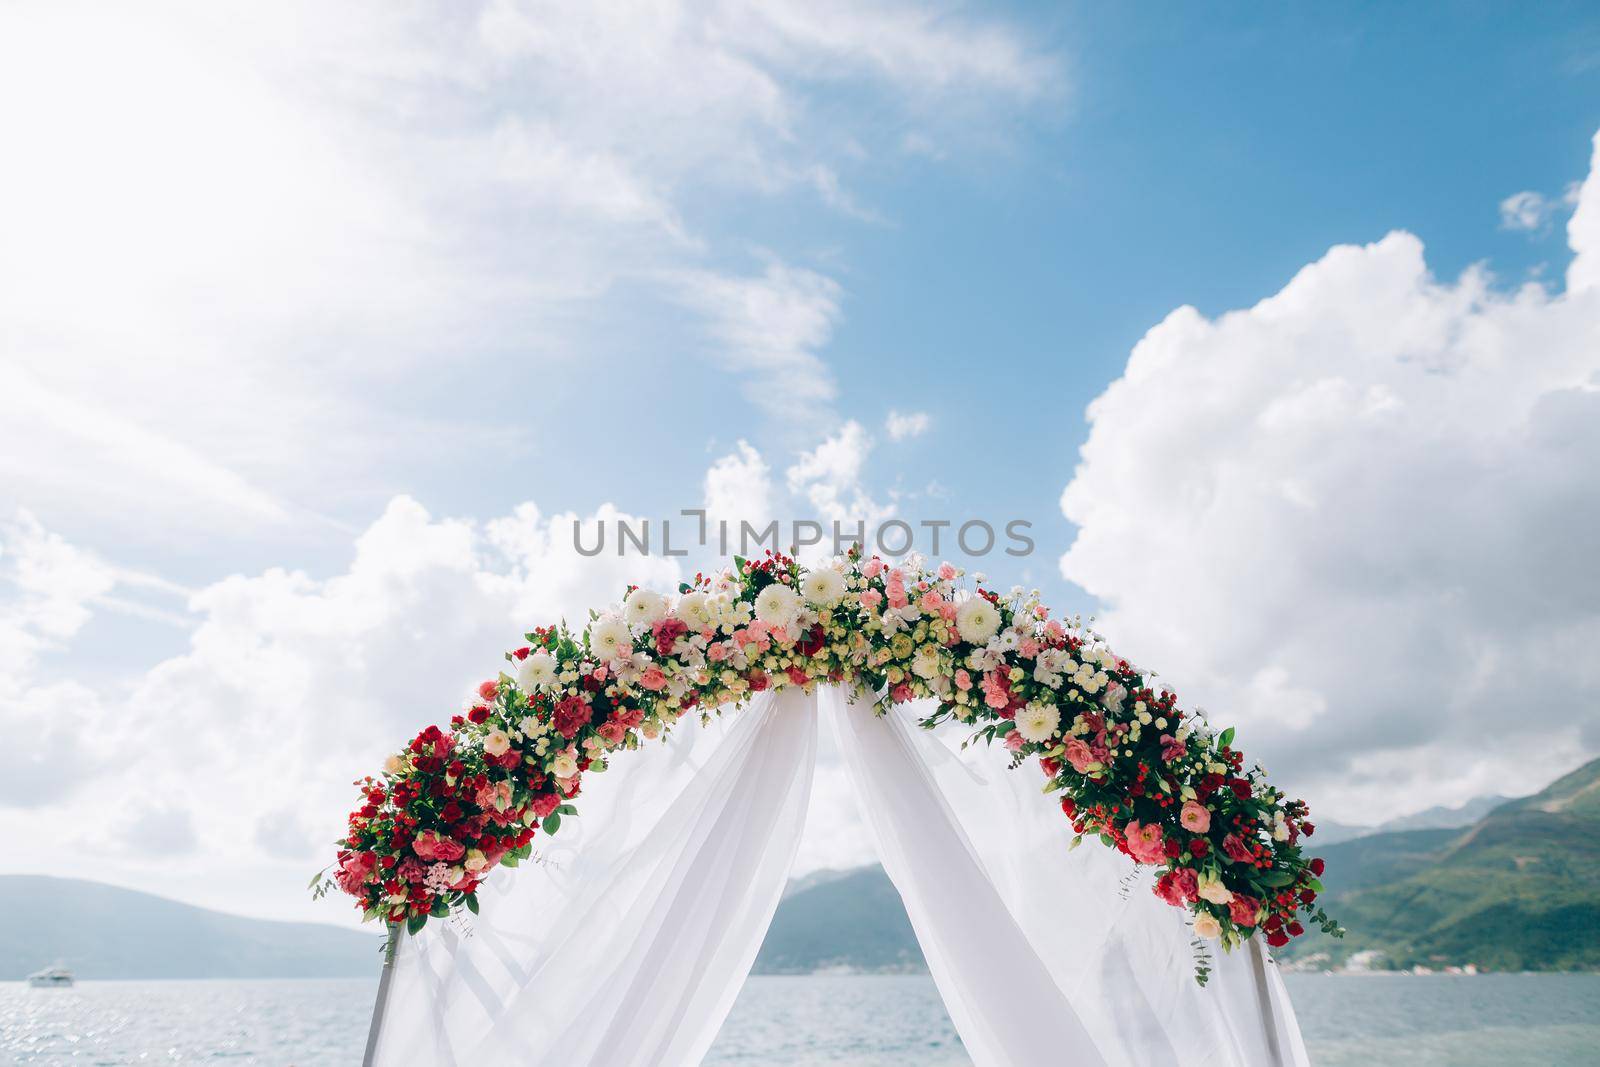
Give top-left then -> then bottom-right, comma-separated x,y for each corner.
1059,130 -> 1600,826
673,263 -> 845,416
705,441 -> 776,535
1,497 -> 681,920
885,409 -> 932,440
785,421 -> 893,533
0,0 -> 1057,538
1500,190 -> 1556,232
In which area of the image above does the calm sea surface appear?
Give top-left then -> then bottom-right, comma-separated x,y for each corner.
2,973 -> 1597,1064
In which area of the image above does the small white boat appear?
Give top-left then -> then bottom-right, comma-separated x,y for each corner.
27,965 -> 74,988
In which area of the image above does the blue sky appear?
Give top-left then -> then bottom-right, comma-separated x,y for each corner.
3,1 -> 1599,921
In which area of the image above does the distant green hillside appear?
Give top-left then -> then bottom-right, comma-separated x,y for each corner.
754,865 -> 925,974
0,876 -> 381,979
1287,756 -> 1600,971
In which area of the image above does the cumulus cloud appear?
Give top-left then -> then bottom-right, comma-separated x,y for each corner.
1060,130 -> 1600,825
885,409 -> 932,440
1,497 -> 681,919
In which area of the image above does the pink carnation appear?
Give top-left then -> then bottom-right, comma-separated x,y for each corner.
413,830 -> 466,863
334,851 -> 376,895
1222,833 -> 1255,865
938,562 -> 957,580
638,666 -> 667,691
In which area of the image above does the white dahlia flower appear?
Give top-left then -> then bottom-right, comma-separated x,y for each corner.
624,587 -> 667,627
955,597 -> 1002,644
515,650 -> 558,691
1014,703 -> 1061,744
676,591 -> 713,629
753,583 -> 803,629
800,567 -> 846,607
590,616 -> 632,661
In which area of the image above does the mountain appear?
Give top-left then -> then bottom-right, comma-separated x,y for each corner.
1306,794 -> 1519,846
0,876 -> 382,980
754,865 -> 924,974
1285,756 -> 1600,971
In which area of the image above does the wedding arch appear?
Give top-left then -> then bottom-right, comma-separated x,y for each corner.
319,549 -> 1334,1066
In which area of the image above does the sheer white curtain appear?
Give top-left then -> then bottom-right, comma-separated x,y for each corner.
822,687 -> 1309,1067
368,686 -> 817,1067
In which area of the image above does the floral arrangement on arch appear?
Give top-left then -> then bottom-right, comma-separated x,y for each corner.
314,549 -> 1339,979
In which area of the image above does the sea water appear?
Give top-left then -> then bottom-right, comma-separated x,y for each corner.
1,973 -> 1597,1064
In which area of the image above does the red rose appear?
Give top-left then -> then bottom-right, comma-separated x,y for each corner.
468,705 -> 490,725
1266,930 -> 1289,948
798,624 -> 826,658
530,792 -> 561,818
1309,857 -> 1325,876
1302,822 -> 1316,837
748,671 -> 770,692
1190,838 -> 1209,858
653,617 -> 689,656
1286,921 -> 1304,937
1229,778 -> 1252,800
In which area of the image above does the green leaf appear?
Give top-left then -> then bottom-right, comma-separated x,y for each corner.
465,894 -> 480,915
430,900 -> 449,918
1218,726 -> 1235,749
556,804 -> 578,816
1258,869 -> 1295,887
543,812 -> 562,834
500,852 -> 521,868
406,914 -> 428,935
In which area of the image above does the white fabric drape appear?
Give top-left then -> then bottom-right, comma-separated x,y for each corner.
369,684 -> 1307,1067
822,687 -> 1309,1067
369,687 -> 817,1067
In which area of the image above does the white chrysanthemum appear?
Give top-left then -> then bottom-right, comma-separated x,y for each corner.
753,583 -> 802,629
800,567 -> 846,607
515,650 -> 558,691
677,591 -> 713,629
624,587 -> 667,627
955,597 -> 1002,644
1014,703 -> 1061,744
590,616 -> 632,661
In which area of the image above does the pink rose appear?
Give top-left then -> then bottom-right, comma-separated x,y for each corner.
638,666 -> 667,691
1228,895 -> 1260,927
859,589 -> 883,611
1180,801 -> 1212,834
598,721 -> 627,744
1064,738 -> 1095,774
1004,731 -> 1024,752
938,562 -> 957,581
1124,821 -> 1165,865
477,679 -> 499,701
863,558 -> 884,578
954,669 -> 972,691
